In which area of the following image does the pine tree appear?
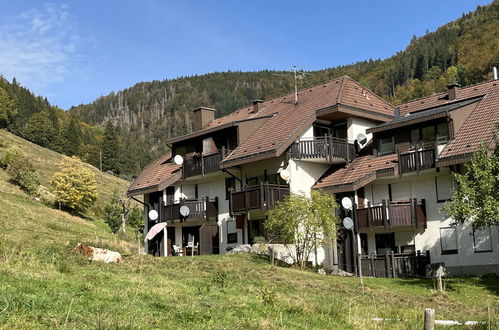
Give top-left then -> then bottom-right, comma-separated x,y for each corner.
101,121 -> 121,174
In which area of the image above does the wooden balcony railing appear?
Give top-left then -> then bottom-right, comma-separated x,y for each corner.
182,148 -> 231,179
289,136 -> 356,162
161,197 -> 218,222
359,251 -> 430,278
355,199 -> 426,231
229,182 -> 290,215
398,148 -> 435,175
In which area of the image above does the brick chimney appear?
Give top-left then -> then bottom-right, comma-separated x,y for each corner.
447,83 -> 460,101
193,107 -> 215,131
251,99 -> 263,114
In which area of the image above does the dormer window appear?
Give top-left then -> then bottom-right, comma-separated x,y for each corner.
410,122 -> 449,149
378,136 -> 395,155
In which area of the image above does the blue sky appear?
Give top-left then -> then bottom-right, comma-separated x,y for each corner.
0,0 -> 493,109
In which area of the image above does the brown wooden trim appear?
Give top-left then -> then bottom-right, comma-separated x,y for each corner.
127,170 -> 182,197
316,104 -> 393,122
367,112 -> 448,134
436,153 -> 473,167
166,114 -> 274,145
315,167 -> 396,193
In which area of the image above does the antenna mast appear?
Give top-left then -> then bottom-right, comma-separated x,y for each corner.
293,65 -> 298,104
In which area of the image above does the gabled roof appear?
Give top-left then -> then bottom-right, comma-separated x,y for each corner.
314,79 -> 499,192
127,76 -> 396,195
367,97 -> 483,134
313,153 -> 398,193
220,76 -> 395,167
436,81 -> 499,166
399,80 -> 496,116
127,153 -> 181,197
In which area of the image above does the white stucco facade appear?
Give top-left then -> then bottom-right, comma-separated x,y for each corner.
361,169 -> 499,275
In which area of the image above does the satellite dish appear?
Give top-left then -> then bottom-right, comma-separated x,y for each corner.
148,209 -> 158,221
173,155 -> 184,165
343,217 -> 354,230
341,197 -> 353,210
279,169 -> 290,181
356,133 -> 368,147
179,205 -> 190,217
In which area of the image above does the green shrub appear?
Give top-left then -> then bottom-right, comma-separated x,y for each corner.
0,145 -> 24,169
6,156 -> 40,195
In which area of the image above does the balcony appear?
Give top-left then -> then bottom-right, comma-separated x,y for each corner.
229,183 -> 290,215
182,149 -> 231,179
289,136 -> 356,163
161,197 -> 218,222
355,199 -> 426,231
398,148 -> 435,175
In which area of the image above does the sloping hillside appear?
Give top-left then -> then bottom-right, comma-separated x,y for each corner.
0,129 -> 131,218
0,135 -> 497,328
69,1 -> 499,160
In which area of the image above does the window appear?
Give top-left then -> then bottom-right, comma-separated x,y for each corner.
410,128 -> 420,149
436,122 -> 449,145
422,126 -> 435,147
409,122 -> 449,149
378,136 -> 395,155
225,177 -> 236,200
435,175 -> 453,202
473,226 -> 493,253
375,233 -> 395,254
440,227 -> 458,255
227,220 -> 238,244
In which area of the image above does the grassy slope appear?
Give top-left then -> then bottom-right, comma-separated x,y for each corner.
0,132 -> 498,329
0,129 -> 131,219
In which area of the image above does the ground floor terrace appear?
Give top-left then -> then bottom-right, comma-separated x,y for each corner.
335,167 -> 499,276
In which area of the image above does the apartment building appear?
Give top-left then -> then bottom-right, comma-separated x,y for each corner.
128,76 -> 498,276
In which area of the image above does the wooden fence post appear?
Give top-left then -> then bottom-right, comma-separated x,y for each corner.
391,251 -> 397,278
424,308 -> 435,330
357,254 -> 364,292
370,253 -> 376,277
384,251 -> 390,277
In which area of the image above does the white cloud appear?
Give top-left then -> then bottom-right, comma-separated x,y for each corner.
0,3 -> 79,93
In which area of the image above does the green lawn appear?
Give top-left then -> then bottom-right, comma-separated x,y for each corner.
0,131 -> 497,329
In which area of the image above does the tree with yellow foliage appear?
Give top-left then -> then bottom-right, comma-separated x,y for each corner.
51,156 -> 98,213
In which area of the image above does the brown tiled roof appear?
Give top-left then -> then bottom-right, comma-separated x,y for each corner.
129,76 -> 396,194
399,80 -> 497,116
313,154 -> 398,193
127,153 -> 181,197
221,76 -> 394,166
437,81 -> 499,165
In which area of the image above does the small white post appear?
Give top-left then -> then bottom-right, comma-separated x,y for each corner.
424,308 -> 435,330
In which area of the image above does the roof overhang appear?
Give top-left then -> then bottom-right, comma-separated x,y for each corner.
314,167 -> 396,194
367,96 -> 483,134
126,170 -> 182,197
317,104 -> 394,123
166,114 -> 274,145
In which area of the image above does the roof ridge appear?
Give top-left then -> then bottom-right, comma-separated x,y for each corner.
344,76 -> 396,109
212,76 -> 350,121
399,78 -> 497,107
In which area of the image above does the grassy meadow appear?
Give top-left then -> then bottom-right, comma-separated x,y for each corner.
0,131 -> 497,329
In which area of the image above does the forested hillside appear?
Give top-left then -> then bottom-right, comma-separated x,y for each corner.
70,2 -> 498,164
1,2 -> 497,179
